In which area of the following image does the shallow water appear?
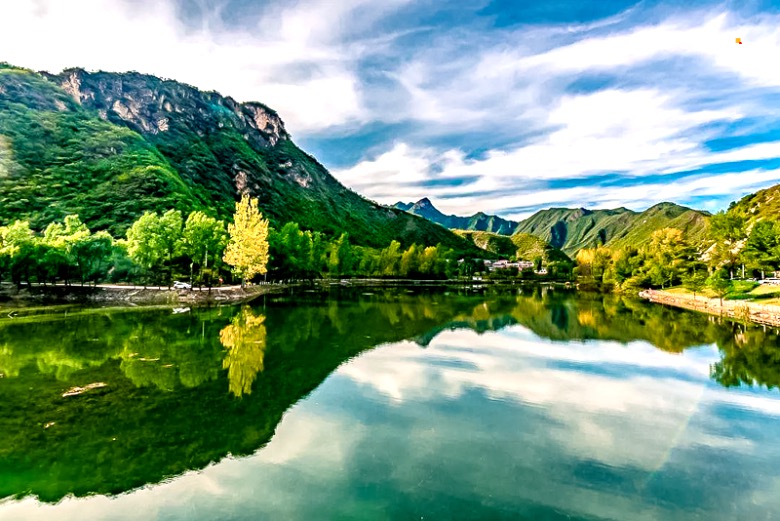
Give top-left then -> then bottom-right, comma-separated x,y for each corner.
1,286 -> 779,520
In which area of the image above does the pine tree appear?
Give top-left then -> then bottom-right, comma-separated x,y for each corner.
224,195 -> 269,287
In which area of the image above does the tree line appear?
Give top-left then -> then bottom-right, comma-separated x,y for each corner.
574,211 -> 780,301
0,196 -> 479,287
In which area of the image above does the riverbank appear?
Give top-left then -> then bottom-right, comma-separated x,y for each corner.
0,278 -> 573,307
639,289 -> 780,328
0,282 -> 286,307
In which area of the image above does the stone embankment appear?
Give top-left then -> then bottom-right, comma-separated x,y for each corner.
640,289 -> 780,328
0,282 -> 286,307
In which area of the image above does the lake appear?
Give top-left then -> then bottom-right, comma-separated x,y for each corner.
1,285 -> 779,520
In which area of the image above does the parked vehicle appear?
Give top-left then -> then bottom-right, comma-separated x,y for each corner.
173,281 -> 192,290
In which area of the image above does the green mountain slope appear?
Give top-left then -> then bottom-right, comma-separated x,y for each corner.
0,66 -> 198,231
726,183 -> 780,223
0,64 -> 478,253
395,198 -> 518,234
512,204 -> 710,255
512,208 -> 636,255
454,230 -> 570,263
606,203 -> 710,251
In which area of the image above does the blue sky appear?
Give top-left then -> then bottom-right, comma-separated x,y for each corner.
3,0 -> 780,219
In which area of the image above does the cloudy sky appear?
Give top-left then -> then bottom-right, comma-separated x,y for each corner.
3,0 -> 780,219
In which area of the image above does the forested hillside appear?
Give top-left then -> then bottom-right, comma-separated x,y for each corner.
513,204 -> 709,256
0,63 -> 478,254
454,230 -> 570,264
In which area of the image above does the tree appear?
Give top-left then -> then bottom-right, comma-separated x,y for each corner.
575,248 -> 595,278
400,244 -> 419,277
73,231 -> 114,285
707,270 -> 732,307
0,221 -> 37,287
682,270 -> 707,300
743,219 -> 780,277
709,211 -> 747,274
327,233 -> 354,277
377,240 -> 402,277
126,212 -> 167,285
181,211 -> 228,285
646,228 -> 691,288
223,195 -> 269,287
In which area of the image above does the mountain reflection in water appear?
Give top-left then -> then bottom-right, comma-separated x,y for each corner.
0,286 -> 777,514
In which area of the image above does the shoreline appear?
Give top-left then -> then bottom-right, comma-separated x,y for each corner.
639,289 -> 780,328
0,283 -> 287,308
0,278 -> 573,308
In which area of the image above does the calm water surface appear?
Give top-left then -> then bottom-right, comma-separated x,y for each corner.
1,287 -> 780,520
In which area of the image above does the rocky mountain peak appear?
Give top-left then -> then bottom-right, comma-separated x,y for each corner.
48,68 -> 289,147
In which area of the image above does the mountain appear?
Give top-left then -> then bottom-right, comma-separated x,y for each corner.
454,230 -> 571,264
726,183 -> 780,223
606,203 -> 710,251
394,193 -> 712,255
0,63 -> 478,253
513,204 -> 709,255
512,207 -> 635,255
394,198 -> 519,234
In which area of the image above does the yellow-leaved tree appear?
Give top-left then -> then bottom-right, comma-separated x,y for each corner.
223,195 -> 269,287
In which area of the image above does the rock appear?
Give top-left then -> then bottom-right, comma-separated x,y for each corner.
62,382 -> 107,397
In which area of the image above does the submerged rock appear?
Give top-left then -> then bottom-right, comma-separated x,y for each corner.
62,382 -> 107,398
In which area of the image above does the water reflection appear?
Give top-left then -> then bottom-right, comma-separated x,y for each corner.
0,286 -> 778,516
220,307 -> 267,397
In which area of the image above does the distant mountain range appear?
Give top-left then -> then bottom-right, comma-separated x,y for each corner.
395,198 -> 711,256
394,198 -> 519,235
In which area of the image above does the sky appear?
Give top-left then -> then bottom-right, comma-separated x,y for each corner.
3,0 -> 780,219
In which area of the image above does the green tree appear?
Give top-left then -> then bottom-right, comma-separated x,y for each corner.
709,211 -> 747,275
682,270 -> 707,300
73,231 -> 114,285
181,211 -> 228,285
327,233 -> 354,277
707,270 -> 732,307
126,212 -> 167,285
378,240 -> 402,277
0,221 -> 37,287
743,219 -> 780,277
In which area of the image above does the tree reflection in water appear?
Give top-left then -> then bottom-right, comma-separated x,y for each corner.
220,307 -> 267,397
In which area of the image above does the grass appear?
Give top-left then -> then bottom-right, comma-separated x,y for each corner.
665,281 -> 780,303
665,286 -> 716,298
749,284 -> 780,298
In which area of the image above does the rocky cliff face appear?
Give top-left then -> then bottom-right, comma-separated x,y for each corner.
51,69 -> 288,147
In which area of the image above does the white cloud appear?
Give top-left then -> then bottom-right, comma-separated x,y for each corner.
329,9 -> 780,214
4,1 -> 780,214
333,86 -> 780,217
517,13 -> 780,88
0,0 -> 408,134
